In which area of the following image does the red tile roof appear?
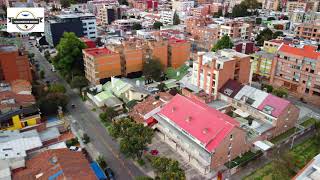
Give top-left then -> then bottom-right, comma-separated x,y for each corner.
10,79 -> 32,94
13,149 -> 97,180
0,91 -> 35,109
279,44 -> 320,60
157,94 -> 239,152
83,47 -> 114,57
129,92 -> 173,123
168,37 -> 187,44
81,37 -> 96,48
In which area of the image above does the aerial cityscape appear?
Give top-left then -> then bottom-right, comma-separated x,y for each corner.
0,0 -> 319,179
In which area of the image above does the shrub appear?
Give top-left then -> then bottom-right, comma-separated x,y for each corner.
96,155 -> 107,169
82,133 -> 90,144
66,138 -> 79,147
137,158 -> 145,166
272,88 -> 288,98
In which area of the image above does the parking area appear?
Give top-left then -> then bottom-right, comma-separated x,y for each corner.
148,134 -> 217,180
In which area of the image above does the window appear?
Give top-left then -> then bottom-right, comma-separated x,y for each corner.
230,134 -> 233,140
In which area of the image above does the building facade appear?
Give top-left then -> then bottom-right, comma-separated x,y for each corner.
294,22 -> 320,42
270,44 -> 320,106
191,49 -> 252,100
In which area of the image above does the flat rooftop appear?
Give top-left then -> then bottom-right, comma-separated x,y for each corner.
83,47 -> 115,57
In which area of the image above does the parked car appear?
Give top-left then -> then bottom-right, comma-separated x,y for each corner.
104,168 -> 115,180
69,146 -> 82,152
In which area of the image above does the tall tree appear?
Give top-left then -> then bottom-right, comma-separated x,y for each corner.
153,21 -> 163,29
211,35 -> 233,52
109,118 -> 154,159
255,28 -> 273,46
55,32 -> 87,76
132,23 -> 142,30
150,156 -> 186,180
70,75 -> 88,92
143,58 -> 163,82
173,11 -> 180,25
60,0 -> 71,8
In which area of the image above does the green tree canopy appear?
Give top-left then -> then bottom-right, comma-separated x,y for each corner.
109,118 -> 154,159
70,76 -> 88,91
255,28 -> 273,46
143,59 -> 163,82
48,83 -> 66,93
231,0 -> 260,17
54,32 -> 87,77
173,11 -> 180,25
38,93 -> 69,115
60,0 -> 71,8
132,23 -> 142,30
211,35 -> 233,52
100,107 -> 118,123
153,21 -> 163,29
150,156 -> 186,180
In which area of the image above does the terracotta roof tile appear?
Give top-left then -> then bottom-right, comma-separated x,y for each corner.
279,44 -> 320,60
13,149 -> 96,180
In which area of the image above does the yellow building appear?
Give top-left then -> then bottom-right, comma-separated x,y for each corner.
0,107 -> 41,131
252,51 -> 275,78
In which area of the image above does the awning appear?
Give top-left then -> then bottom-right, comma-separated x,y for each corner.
254,140 -> 273,151
234,109 -> 250,118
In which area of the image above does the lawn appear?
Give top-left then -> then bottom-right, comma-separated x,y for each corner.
270,127 -> 298,144
300,118 -> 317,128
289,137 -> 320,169
243,162 -> 291,180
165,65 -> 189,80
244,135 -> 320,180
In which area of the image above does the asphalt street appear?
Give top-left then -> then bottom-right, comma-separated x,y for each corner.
25,40 -> 145,180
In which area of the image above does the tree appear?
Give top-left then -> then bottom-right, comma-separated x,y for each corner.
60,0 -> 71,8
132,23 -> 142,30
272,88 -> 288,98
28,52 -> 35,59
109,118 -> 154,159
267,17 -> 276,21
55,32 -> 87,77
96,155 -> 107,169
153,21 -> 163,30
82,133 -> 90,144
231,4 -> 249,18
273,31 -> 284,38
211,35 -> 233,52
38,93 -> 69,115
143,59 -> 163,82
213,9 -> 223,18
44,50 -> 50,61
157,82 -> 166,92
48,83 -> 66,93
40,70 -> 45,79
118,0 -> 128,5
255,28 -> 273,46
135,176 -> 153,180
255,17 -> 262,24
100,107 -> 118,123
173,11 -> 180,25
150,156 -> 185,180
70,76 -> 88,92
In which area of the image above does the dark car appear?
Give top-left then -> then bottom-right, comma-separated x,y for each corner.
104,168 -> 115,180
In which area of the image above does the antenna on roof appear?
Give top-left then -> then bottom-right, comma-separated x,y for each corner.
185,116 -> 192,123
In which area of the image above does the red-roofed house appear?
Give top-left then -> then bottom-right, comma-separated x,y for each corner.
270,44 -> 320,106
152,94 -> 249,173
12,149 -> 97,180
81,37 -> 96,48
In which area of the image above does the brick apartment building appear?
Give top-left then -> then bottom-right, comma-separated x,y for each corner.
218,20 -> 252,41
0,45 -> 32,83
294,21 -> 320,42
83,38 -> 190,84
219,80 -> 300,139
152,94 -> 249,174
269,44 -> 320,106
286,1 -> 307,12
191,49 -> 252,100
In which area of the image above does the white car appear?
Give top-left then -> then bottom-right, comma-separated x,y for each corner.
69,146 -> 82,152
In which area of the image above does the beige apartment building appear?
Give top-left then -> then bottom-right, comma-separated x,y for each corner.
295,21 -> 320,42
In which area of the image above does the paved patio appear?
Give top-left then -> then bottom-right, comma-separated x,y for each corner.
148,134 -> 217,180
